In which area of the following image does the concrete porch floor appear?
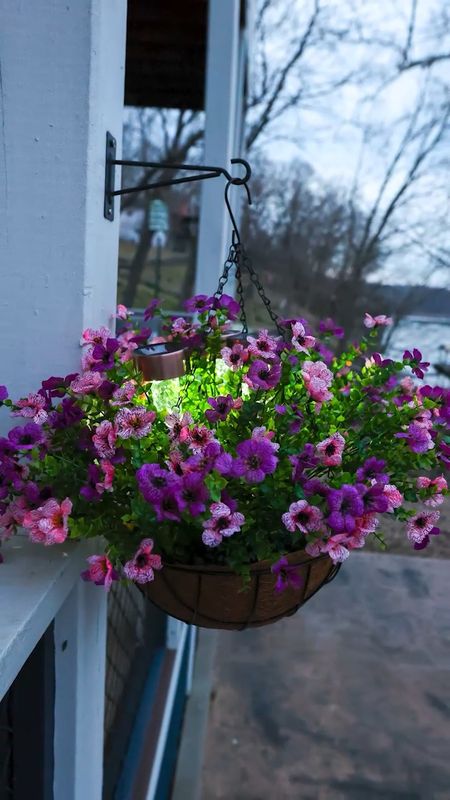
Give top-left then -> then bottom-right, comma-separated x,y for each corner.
201,553 -> 450,800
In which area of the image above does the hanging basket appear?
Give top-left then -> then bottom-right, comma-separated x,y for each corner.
141,550 -> 340,631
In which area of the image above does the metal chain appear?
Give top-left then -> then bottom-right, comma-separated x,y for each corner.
237,243 -> 285,335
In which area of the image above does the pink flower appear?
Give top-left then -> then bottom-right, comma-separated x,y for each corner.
417,475 -> 447,507
92,420 -> 117,457
291,321 -> 316,353
110,381 -> 136,406
364,313 -> 393,329
188,425 -> 216,453
117,330 -> 139,363
247,330 -> 280,361
80,326 -> 111,347
282,500 -> 324,533
81,349 -> 97,372
0,497 -> 28,541
316,433 -> 345,466
301,360 -> 333,404
383,484 -> 404,512
81,554 -> 119,590
220,342 -> 249,371
98,460 -> 114,492
406,510 -> 440,544
115,407 -> 156,439
202,502 -> 245,547
123,538 -> 163,584
70,372 -> 103,394
115,304 -> 129,320
23,497 -> 72,545
12,393 -> 48,424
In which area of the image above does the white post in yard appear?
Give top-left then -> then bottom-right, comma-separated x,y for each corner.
0,1 -> 127,797
195,0 -> 242,296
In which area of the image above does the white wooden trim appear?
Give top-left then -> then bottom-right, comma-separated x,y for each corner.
186,626 -> 198,696
195,0 -> 242,296
146,624 -> 189,800
53,579 -> 107,800
0,536 -> 95,702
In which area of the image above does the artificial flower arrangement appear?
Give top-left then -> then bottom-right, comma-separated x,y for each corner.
0,296 -> 448,628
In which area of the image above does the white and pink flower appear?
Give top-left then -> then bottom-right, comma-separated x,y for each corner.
12,393 -> 48,425
110,381 -> 136,406
301,360 -> 333,405
70,372 -> 103,394
291,321 -> 315,354
247,330 -> 279,361
282,500 -> 323,534
23,497 -> 72,545
406,510 -> 440,544
220,342 -> 249,371
92,420 -> 117,457
123,538 -> 162,583
202,502 -> 245,547
316,433 -> 345,466
383,484 -> 404,512
115,407 -> 156,439
80,326 -> 111,347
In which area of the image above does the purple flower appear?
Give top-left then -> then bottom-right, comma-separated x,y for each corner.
245,359 -> 282,390
271,557 -> 303,593
137,463 -> 181,504
8,423 -> 46,450
302,478 -> 329,497
233,437 -> 278,483
403,349 -> 430,380
438,442 -> 450,466
143,299 -> 161,320
186,441 -> 233,477
91,338 -> 120,372
395,423 -> 434,454
154,488 -> 185,522
372,352 -> 394,368
205,395 -> 236,424
356,457 -> 389,485
80,464 -> 103,502
314,341 -> 334,365
319,318 -> 344,338
0,386 -> 8,402
289,445 -> 318,482
184,294 -> 214,313
97,380 -> 118,400
213,294 -> 240,320
49,397 -> 84,429
129,327 -> 152,346
413,526 -> 440,550
358,483 -> 389,514
181,473 -> 209,515
326,485 -> 364,532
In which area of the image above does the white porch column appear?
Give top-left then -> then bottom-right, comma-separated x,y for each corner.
0,0 -> 127,400
0,2 -> 127,798
195,0 -> 242,296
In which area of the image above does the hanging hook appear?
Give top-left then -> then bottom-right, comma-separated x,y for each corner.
224,159 -> 252,245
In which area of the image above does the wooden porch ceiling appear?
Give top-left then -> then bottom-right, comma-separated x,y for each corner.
125,0 -> 246,111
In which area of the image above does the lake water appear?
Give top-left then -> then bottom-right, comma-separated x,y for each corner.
384,317 -> 450,387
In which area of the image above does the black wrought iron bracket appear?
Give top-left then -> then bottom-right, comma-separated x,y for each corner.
104,131 -> 252,221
